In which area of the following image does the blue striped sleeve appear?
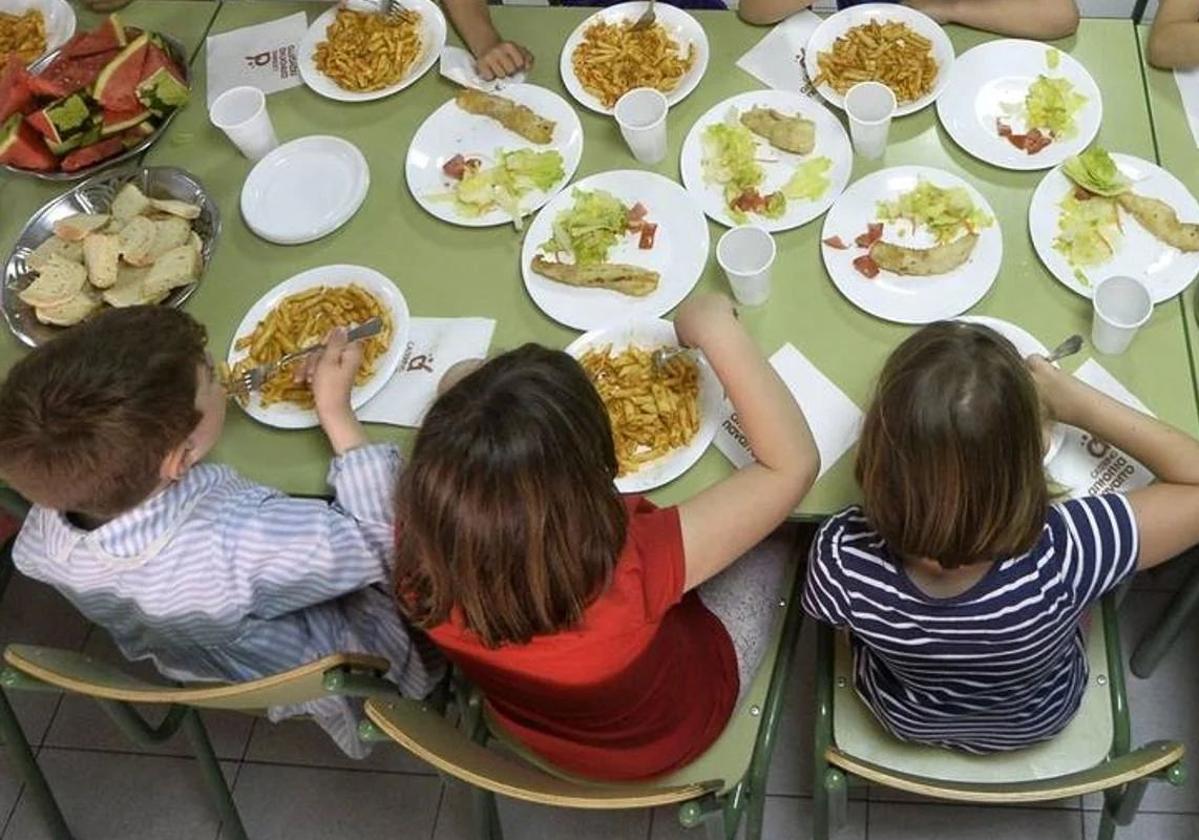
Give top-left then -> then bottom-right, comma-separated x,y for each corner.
801,513 -> 854,627
1053,493 -> 1139,607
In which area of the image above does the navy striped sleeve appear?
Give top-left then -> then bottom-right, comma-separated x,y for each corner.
801,511 -> 856,627
1051,493 -> 1139,607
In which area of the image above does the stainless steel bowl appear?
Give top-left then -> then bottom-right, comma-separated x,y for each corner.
1,165 -> 220,347
1,30 -> 192,182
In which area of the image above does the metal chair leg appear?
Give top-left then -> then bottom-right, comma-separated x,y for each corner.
743,787 -> 766,840
470,785 -> 503,840
0,688 -> 72,839
181,709 -> 247,840
1130,562 -> 1199,678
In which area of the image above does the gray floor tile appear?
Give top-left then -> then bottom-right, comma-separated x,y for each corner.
244,715 -> 435,774
1083,810 -> 1199,840
869,801 -> 1083,840
867,785 -> 1080,811
0,761 -> 21,837
41,631 -> 253,760
4,749 -> 232,840
223,762 -> 441,840
434,779 -> 648,840
650,796 -> 866,840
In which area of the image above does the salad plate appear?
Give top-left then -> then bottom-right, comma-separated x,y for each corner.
521,170 -> 709,331
1029,151 -> 1199,303
679,90 -> 852,232
937,40 -> 1101,171
820,165 -> 1002,324
406,84 -> 582,228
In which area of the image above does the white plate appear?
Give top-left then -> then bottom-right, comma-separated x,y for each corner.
241,136 -> 370,245
1029,153 -> 1199,303
956,315 -> 1065,464
298,0 -> 445,102
804,4 -> 954,118
679,90 -> 852,232
820,165 -> 1002,324
559,2 -> 709,116
564,318 -> 723,493
936,40 -> 1101,171
228,264 -> 410,430
0,0 -> 73,65
406,84 -> 583,228
521,170 -> 709,331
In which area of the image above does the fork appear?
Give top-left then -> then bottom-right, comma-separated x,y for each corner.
630,0 -> 656,32
1046,334 -> 1083,364
651,346 -> 695,372
230,317 -> 384,398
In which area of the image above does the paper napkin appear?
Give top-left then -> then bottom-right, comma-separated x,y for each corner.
734,10 -> 823,93
1174,67 -> 1199,149
1046,359 -> 1155,497
205,13 -> 308,107
359,317 -> 497,427
439,45 -> 527,92
715,343 -> 862,479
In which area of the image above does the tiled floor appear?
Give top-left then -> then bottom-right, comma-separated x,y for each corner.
0,556 -> 1196,840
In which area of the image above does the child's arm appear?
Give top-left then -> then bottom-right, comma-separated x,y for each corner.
1147,0 -> 1199,69
1030,357 -> 1199,571
674,294 -> 820,591
440,0 -> 533,80
737,0 -> 816,26
904,0 -> 1078,39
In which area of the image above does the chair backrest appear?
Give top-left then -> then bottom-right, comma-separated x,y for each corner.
4,644 -> 390,710
365,696 -> 720,809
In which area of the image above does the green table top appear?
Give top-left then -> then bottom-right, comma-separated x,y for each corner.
1138,25 -> 1199,406
0,0 -> 219,340
6,6 -> 1198,516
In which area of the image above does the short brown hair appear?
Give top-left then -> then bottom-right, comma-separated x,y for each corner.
0,306 -> 207,519
855,322 -> 1048,569
395,344 -> 627,648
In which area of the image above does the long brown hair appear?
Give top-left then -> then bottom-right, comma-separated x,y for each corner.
855,322 -> 1048,569
394,344 -> 628,648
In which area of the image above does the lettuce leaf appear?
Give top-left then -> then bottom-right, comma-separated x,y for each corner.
1061,147 -> 1131,197
539,189 -> 630,266
1025,75 -> 1087,138
875,179 -> 994,245
781,156 -> 832,202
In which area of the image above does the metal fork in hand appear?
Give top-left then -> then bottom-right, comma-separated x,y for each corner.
1046,334 -> 1083,364
231,317 -> 384,397
651,346 -> 696,372
630,0 -> 656,31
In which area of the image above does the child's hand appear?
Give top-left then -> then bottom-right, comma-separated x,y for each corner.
297,328 -> 367,454
675,293 -> 738,350
476,41 -> 533,81
1026,355 -> 1084,426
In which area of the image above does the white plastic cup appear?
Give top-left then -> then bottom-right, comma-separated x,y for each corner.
717,226 -> 776,306
1091,275 -> 1153,355
210,86 -> 278,162
614,88 -> 668,165
845,82 -> 896,160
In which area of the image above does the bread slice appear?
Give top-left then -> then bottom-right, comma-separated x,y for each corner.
35,287 -> 101,327
149,198 -> 202,220
117,216 -> 157,266
102,265 -> 154,307
188,231 -> 204,259
26,236 -> 83,272
82,233 -> 121,289
147,217 -> 191,262
144,245 -> 200,297
53,213 -> 112,242
110,183 -> 152,221
18,255 -> 87,307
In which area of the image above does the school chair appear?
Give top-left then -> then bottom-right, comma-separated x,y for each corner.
1,643 -> 407,840
1130,548 -> 1199,678
361,538 -> 807,840
811,593 -> 1186,840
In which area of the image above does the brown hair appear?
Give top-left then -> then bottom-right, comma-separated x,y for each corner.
0,306 -> 207,520
855,322 -> 1048,569
394,344 -> 627,648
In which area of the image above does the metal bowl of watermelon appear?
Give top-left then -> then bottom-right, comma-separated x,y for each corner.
2,165 -> 219,347
0,27 -> 191,181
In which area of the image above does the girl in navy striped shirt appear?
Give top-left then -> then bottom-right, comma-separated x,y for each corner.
804,322 -> 1199,751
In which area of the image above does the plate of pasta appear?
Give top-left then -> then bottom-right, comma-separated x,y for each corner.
227,264 -> 410,429
559,1 -> 708,115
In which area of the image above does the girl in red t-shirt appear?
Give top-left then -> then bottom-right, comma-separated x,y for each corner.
394,294 -> 820,780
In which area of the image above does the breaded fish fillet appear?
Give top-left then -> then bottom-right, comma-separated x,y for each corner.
531,256 -> 659,297
739,107 -> 816,155
869,233 -> 979,276
1117,192 -> 1199,252
456,90 -> 556,145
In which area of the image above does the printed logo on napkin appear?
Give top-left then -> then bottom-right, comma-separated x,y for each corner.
1047,359 -> 1155,497
205,13 -> 308,107
715,343 -> 862,479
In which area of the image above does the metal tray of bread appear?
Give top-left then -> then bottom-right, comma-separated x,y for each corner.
2,31 -> 191,181
1,165 -> 220,347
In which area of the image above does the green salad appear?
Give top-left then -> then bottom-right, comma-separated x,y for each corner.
539,189 -> 630,266
444,149 -> 564,229
1025,75 -> 1087,138
1053,193 -> 1121,283
782,157 -> 833,202
1061,146 -> 1130,196
875,179 -> 993,244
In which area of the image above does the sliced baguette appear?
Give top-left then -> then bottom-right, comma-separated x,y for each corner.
26,236 -> 83,272
110,183 -> 152,221
118,216 -> 157,266
102,265 -> 154,307
146,217 -> 191,262
82,233 -> 121,289
149,198 -> 202,220
53,213 -> 112,242
144,245 -> 200,297
18,255 -> 87,307
35,287 -> 101,327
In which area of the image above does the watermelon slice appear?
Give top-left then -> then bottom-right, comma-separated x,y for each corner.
100,105 -> 149,136
61,15 -> 127,59
139,41 -> 185,87
136,67 -> 188,116
0,56 -> 33,123
27,50 -> 118,99
25,94 -> 92,148
93,33 -> 149,113
118,120 -> 154,148
0,114 -> 56,171
59,136 -> 124,172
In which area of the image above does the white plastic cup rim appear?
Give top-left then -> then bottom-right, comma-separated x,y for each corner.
717,225 -> 776,276
1093,275 -> 1153,330
210,85 -> 267,131
845,82 -> 897,126
614,88 -> 668,132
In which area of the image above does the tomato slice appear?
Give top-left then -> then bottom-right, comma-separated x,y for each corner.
855,223 -> 883,248
638,223 -> 658,250
1023,128 -> 1052,154
822,235 -> 849,250
442,154 -> 467,179
853,255 -> 880,279
628,202 -> 648,222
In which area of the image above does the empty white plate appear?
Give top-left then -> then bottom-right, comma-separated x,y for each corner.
240,136 -> 370,245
